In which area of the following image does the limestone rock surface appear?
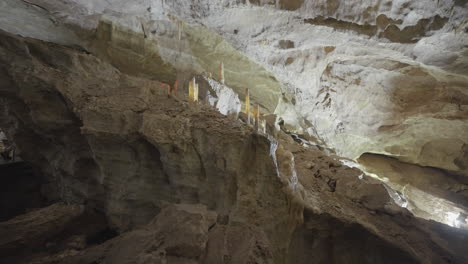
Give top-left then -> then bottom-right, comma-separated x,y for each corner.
59,204 -> 274,264
199,0 -> 468,222
1,1 -> 468,263
1,30 -> 468,263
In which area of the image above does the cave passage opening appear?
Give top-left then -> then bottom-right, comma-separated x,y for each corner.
0,127 -> 50,221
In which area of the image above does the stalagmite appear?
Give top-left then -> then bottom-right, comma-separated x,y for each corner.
177,20 -> 183,41
188,77 -> 194,102
253,104 -> 260,131
268,135 -> 280,178
173,80 -> 179,96
261,118 -> 267,134
244,88 -> 250,125
165,83 -> 171,96
219,62 -> 225,84
194,81 -> 199,103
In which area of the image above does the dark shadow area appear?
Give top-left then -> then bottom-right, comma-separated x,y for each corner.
86,227 -> 119,245
358,152 -> 468,209
304,16 -> 378,37
0,205 -> 117,264
0,160 -> 48,222
0,128 -> 49,221
288,210 -> 418,264
304,15 -> 447,43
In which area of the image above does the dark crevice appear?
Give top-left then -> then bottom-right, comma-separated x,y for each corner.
380,15 -> 448,43
288,211 -> 420,264
304,15 -> 448,43
191,143 -> 207,182
0,160 -> 49,222
86,228 -> 119,245
358,152 -> 468,208
304,16 -> 378,37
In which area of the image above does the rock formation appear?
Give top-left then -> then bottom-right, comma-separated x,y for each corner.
0,0 -> 467,263
201,0 -> 468,224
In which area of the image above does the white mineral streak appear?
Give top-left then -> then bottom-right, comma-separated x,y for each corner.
384,184 -> 408,208
268,135 -> 280,179
205,77 -> 241,116
289,155 -> 299,191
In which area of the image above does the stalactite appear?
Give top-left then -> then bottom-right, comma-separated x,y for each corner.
219,62 -> 225,84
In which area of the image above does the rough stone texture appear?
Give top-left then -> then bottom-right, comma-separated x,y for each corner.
1,1 -> 468,263
0,29 -> 297,262
0,161 -> 48,221
312,58 -> 468,172
279,132 -> 468,264
61,204 -> 219,264
288,211 -> 418,264
0,0 -> 282,112
198,1 -> 468,222
0,0 -> 81,46
2,1 -> 466,207
1,30 -> 468,263
0,203 -> 83,262
0,202 -> 113,264
201,3 -> 468,172
359,153 -> 468,225
53,204 -> 274,264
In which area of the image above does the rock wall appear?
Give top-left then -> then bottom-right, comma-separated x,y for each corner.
5,0 -> 466,178
199,0 -> 468,222
0,29 -> 298,262
202,0 -> 468,169
1,0 -> 468,263
1,30 -> 468,263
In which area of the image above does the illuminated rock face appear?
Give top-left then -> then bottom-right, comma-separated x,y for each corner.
198,0 -> 468,222
199,0 -> 468,171
308,58 -> 468,171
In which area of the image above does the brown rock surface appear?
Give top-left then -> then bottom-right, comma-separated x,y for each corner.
0,203 -> 83,262
52,204 -> 274,264
60,204 -> 218,264
3,0 -> 466,229
1,29 -> 468,264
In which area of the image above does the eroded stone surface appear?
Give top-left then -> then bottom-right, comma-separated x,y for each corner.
1,1 -> 468,263
1,30 -> 468,263
198,1 -> 468,223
